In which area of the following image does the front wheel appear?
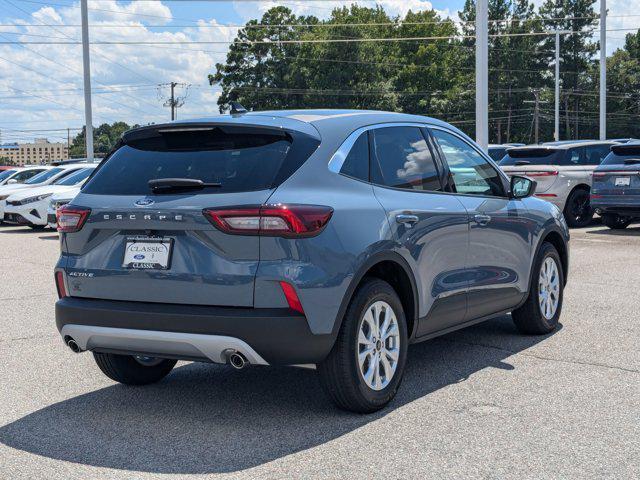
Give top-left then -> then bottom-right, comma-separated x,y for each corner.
318,278 -> 408,413
93,352 -> 177,385
512,242 -> 564,335
563,188 -> 593,228
602,213 -> 632,230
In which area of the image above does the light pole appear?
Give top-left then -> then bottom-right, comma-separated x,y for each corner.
80,0 -> 94,162
599,0 -> 607,140
553,30 -> 571,142
476,0 -> 488,151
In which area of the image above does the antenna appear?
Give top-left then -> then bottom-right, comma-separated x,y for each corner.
230,102 -> 248,115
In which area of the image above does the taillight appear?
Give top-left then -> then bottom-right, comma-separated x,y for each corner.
203,204 -> 333,238
55,271 -> 67,299
592,172 -> 607,178
57,205 -> 91,233
526,171 -> 558,177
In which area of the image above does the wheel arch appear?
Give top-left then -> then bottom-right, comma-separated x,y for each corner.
332,252 -> 419,340
534,227 -> 569,287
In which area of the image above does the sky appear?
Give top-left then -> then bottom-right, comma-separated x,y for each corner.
0,0 -> 638,145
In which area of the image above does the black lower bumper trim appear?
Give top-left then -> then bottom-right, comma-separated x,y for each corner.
55,297 -> 335,365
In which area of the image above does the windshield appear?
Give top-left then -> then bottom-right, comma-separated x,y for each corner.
54,167 -> 94,186
25,168 -> 62,185
83,126 -> 319,195
0,170 -> 17,182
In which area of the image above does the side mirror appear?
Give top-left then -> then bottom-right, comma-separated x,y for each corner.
510,175 -> 536,199
7,179 -> 17,184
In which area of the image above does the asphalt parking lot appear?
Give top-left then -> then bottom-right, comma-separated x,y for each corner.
0,223 -> 639,479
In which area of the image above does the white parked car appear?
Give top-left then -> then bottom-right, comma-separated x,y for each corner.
0,164 -> 91,224
4,166 -> 96,228
0,166 -> 49,186
47,187 -> 84,229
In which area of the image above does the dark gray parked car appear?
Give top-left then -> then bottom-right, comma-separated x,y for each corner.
592,142 -> 640,229
54,110 -> 569,412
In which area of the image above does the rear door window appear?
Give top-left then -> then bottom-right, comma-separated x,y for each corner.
370,126 -> 442,192
25,168 -> 63,184
340,132 -> 369,182
559,147 -> 585,166
82,126 -> 319,195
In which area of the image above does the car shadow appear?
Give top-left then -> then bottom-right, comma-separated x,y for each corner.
585,223 -> 640,236
38,234 -> 59,241
0,315 -> 559,474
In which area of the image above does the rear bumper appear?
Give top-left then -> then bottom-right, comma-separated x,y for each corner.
55,297 -> 335,365
591,196 -> 640,217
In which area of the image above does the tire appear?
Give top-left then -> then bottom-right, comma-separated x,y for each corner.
602,213 -> 631,230
512,242 -> 564,335
318,278 -> 409,413
93,352 -> 177,385
29,224 -> 46,230
563,188 -> 593,228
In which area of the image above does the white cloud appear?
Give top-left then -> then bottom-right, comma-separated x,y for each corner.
233,0 -> 436,21
0,1 -> 230,143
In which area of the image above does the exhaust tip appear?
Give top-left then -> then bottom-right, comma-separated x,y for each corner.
64,336 -> 81,353
229,352 -> 248,370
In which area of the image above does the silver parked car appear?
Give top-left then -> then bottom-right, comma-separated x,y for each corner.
499,141 -> 618,227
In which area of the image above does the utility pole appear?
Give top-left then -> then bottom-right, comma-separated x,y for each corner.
476,0 -> 488,151
170,81 -> 176,121
67,128 -> 70,149
80,0 -> 93,162
159,82 -> 190,121
524,90 -> 548,144
599,0 -> 607,140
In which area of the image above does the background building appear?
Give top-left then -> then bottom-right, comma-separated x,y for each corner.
0,138 -> 69,166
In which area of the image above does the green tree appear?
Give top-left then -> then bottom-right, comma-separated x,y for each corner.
605,30 -> 640,137
70,121 -> 136,158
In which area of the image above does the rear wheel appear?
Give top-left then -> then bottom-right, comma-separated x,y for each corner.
512,242 -> 564,335
28,224 -> 46,230
318,278 -> 408,413
602,213 -> 631,230
563,188 -> 593,228
93,352 -> 177,385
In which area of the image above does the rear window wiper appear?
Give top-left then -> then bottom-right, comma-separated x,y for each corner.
148,178 -> 222,193
623,158 -> 640,165
514,160 -> 531,166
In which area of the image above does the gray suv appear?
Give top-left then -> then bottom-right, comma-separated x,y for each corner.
54,110 -> 569,412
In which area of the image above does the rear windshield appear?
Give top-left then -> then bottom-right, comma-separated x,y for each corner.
25,168 -> 62,184
82,125 -> 320,195
601,145 -> 640,165
499,149 -> 561,166
55,167 -> 95,186
0,170 -> 17,182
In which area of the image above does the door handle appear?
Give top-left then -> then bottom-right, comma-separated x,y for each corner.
396,214 -> 419,227
473,214 -> 492,226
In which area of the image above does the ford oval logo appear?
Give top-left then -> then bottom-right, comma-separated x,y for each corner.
134,254 -> 145,260
135,199 -> 154,207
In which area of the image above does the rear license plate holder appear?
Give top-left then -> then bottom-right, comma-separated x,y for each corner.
123,236 -> 173,270
615,177 -> 631,187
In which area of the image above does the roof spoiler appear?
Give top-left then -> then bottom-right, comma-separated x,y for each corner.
611,143 -> 640,156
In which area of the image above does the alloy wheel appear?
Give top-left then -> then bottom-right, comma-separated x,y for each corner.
357,300 -> 400,391
538,257 -> 560,320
